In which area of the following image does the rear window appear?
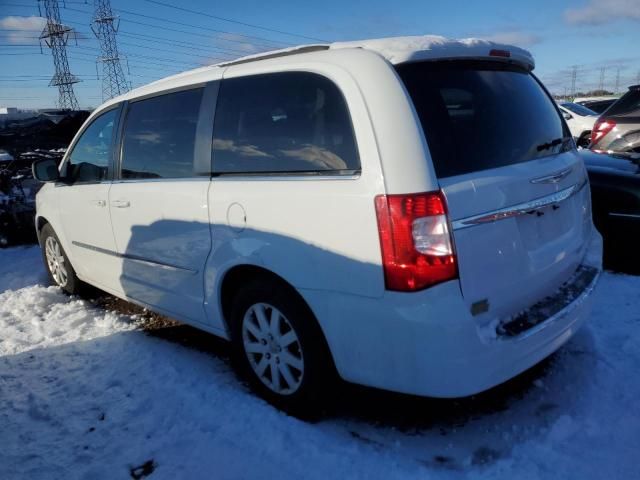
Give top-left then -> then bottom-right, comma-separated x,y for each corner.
396,61 -> 570,178
604,89 -> 640,117
561,102 -> 596,116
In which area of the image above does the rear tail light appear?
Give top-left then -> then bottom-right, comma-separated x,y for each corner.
590,119 -> 616,146
375,191 -> 457,292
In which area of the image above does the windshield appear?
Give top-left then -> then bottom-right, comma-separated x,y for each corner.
396,61 -> 570,178
561,102 -> 597,116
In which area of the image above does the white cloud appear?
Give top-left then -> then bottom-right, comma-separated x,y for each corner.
0,16 -> 46,44
215,32 -> 263,54
565,0 -> 640,25
479,31 -> 541,48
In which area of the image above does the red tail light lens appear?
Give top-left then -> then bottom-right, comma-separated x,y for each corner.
590,119 -> 616,146
375,191 -> 457,292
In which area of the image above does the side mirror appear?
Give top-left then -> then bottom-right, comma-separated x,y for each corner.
562,112 -> 573,120
32,158 -> 60,182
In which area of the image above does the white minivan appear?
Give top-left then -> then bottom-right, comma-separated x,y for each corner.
33,36 -> 602,414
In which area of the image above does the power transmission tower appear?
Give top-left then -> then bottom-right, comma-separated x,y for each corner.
598,67 -> 605,91
92,0 -> 129,101
38,0 -> 80,111
570,65 -> 578,97
615,67 -> 621,94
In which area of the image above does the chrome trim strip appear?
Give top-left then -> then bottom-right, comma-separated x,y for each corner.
608,212 -> 640,219
452,179 -> 587,231
71,241 -> 198,274
529,167 -> 573,184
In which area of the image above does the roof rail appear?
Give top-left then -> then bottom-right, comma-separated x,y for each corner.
217,45 -> 329,67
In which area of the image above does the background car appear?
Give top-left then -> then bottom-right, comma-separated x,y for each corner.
558,102 -> 597,147
574,97 -> 619,114
581,149 -> 640,272
590,85 -> 640,154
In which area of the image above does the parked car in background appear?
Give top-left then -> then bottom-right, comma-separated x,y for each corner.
575,97 -> 619,114
581,149 -> 640,272
32,36 -> 602,415
558,102 -> 597,147
590,85 -> 640,154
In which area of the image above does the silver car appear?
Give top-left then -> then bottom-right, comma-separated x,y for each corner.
590,85 -> 640,154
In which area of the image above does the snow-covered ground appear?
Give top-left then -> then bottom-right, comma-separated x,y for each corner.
1,245 -> 639,479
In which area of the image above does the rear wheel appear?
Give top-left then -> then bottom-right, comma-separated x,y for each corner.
229,277 -> 336,418
40,223 -> 82,294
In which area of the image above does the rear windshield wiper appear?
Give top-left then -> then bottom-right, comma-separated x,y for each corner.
536,137 -> 563,152
536,137 -> 571,152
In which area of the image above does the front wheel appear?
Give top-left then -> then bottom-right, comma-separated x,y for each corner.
40,223 -> 82,294
230,278 -> 336,417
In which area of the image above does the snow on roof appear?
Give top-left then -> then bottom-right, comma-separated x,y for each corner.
330,35 -> 535,69
217,35 -> 535,70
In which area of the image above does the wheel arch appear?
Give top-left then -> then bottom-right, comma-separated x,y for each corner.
218,263 -> 338,371
35,215 -> 50,243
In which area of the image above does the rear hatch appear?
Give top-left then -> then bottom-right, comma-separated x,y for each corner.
593,86 -> 640,152
396,60 -> 593,324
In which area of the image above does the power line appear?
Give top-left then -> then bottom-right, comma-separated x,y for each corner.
61,5 -> 293,49
140,0 -> 328,43
2,41 -> 233,63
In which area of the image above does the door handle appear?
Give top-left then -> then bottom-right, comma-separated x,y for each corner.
92,200 -> 106,207
111,200 -> 130,208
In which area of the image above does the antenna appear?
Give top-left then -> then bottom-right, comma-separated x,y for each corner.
92,0 -> 129,101
39,0 -> 80,110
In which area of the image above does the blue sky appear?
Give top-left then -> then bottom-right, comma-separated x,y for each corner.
1,0 -> 639,109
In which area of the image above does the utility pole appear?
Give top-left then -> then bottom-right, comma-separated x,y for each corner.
636,70 -> 640,85
92,0 -> 129,101
570,65 -> 578,98
39,0 -> 80,111
615,67 -> 621,94
598,67 -> 605,91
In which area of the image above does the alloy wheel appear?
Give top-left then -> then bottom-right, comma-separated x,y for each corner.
242,302 -> 304,395
45,236 -> 68,287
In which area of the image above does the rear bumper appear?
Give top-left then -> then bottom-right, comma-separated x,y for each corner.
302,230 -> 602,397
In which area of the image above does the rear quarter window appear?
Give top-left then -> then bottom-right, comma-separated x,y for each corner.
396,61 -> 570,178
212,71 -> 360,175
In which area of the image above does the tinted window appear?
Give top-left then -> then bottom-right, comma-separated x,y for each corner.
212,72 -> 359,174
604,90 -> 640,117
581,100 -> 616,114
561,102 -> 596,116
66,109 -> 118,183
396,61 -> 570,178
121,88 -> 203,179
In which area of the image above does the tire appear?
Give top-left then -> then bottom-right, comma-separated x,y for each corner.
229,276 -> 336,418
40,223 -> 83,295
577,131 -> 591,148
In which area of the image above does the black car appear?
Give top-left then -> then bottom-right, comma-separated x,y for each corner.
581,149 -> 640,272
576,98 -> 617,114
